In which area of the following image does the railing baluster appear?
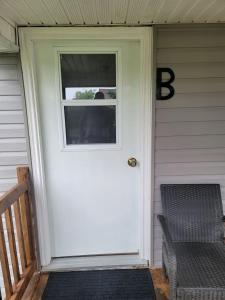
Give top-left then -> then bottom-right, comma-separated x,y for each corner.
13,200 -> 27,272
5,208 -> 20,284
0,215 -> 13,299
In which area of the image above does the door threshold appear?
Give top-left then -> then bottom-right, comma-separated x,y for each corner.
42,254 -> 148,272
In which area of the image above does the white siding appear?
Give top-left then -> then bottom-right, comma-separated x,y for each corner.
0,53 -> 28,195
154,28 -> 225,266
0,54 -> 28,192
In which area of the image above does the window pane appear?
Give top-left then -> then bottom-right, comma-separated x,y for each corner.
64,106 -> 116,145
60,54 -> 116,100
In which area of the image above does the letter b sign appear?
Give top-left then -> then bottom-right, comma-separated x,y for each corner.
156,68 -> 175,100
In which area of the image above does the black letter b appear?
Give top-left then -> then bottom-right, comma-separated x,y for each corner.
156,68 -> 175,100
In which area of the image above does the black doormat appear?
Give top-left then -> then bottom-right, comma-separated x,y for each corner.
42,269 -> 156,300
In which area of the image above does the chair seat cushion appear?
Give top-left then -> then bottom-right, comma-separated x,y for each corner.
175,242 -> 225,289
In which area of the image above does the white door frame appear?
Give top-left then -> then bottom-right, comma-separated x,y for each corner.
19,27 -> 154,267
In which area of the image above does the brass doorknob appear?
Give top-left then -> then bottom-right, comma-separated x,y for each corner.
128,157 -> 137,167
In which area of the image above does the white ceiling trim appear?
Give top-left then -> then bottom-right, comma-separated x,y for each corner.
1,0 -> 225,26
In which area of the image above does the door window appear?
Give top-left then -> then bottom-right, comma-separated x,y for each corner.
59,53 -> 118,147
64,106 -> 116,144
61,54 -> 116,100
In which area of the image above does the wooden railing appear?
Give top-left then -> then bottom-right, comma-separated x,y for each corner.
0,167 -> 37,299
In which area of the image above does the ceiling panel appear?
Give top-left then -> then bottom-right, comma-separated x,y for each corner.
149,0 -> 168,23
126,0 -> 150,24
155,0 -> 182,23
140,0 -> 164,23
182,0 -> 213,23
59,0 -> 83,24
109,0 -> 128,24
77,0 -> 98,25
41,0 -> 70,24
24,0 -> 56,24
95,0 -> 111,24
166,0 -> 198,23
0,0 -> 225,26
193,0 -> 219,22
0,1 -> 27,25
4,0 -> 41,24
207,1 -> 225,22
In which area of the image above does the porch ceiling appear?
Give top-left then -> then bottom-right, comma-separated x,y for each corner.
0,0 -> 225,27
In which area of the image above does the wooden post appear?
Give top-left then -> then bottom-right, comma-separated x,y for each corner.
17,167 -> 34,265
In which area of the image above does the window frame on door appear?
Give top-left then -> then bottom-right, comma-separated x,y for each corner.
55,48 -> 122,151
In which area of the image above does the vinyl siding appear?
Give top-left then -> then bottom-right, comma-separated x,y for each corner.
0,55 -> 28,296
154,27 -> 225,266
0,54 -> 28,196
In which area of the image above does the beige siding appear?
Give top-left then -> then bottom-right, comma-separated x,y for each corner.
0,54 -> 28,194
154,28 -> 225,266
0,54 -> 28,298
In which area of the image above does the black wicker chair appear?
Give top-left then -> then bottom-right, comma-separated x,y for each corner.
158,184 -> 225,300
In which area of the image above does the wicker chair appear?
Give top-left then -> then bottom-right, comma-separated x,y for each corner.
158,184 -> 225,300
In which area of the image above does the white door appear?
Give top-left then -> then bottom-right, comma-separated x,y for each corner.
35,39 -> 143,258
